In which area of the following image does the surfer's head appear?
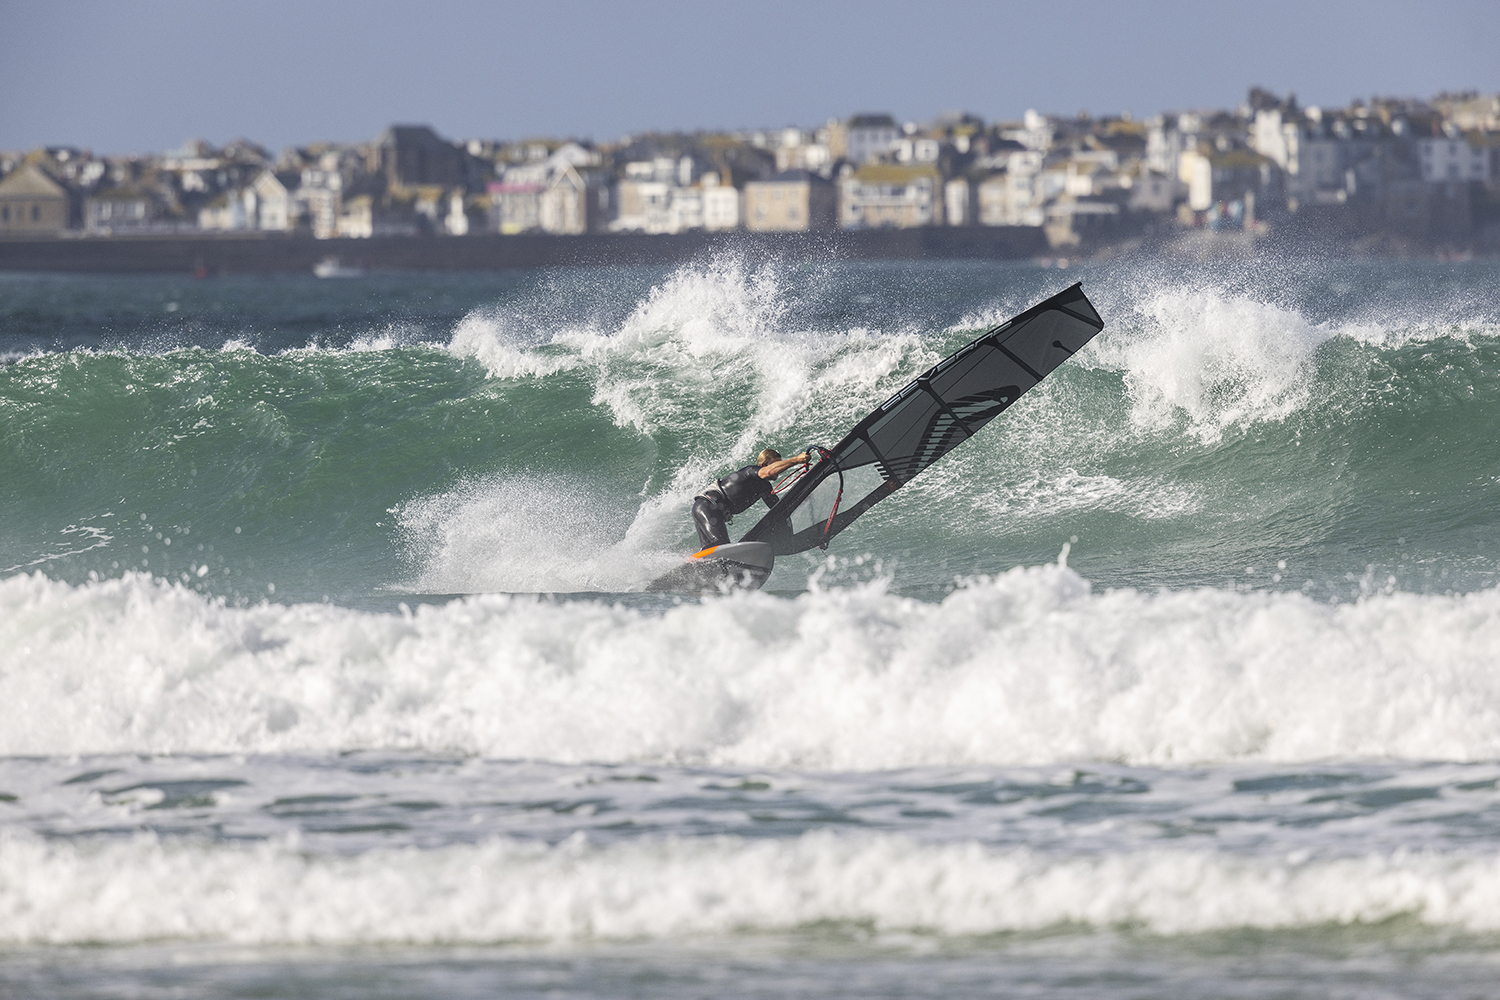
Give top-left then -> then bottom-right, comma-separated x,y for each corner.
756,448 -> 782,467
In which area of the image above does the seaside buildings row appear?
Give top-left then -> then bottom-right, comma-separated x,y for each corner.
2,89 -> 1498,250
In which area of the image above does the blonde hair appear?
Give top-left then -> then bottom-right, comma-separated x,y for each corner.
756,448 -> 782,466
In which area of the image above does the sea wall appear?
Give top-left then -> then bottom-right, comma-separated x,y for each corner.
0,226 -> 1048,275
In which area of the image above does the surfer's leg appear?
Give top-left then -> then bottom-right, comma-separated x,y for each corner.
692,498 -> 731,548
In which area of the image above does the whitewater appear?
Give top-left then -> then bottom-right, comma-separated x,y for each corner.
3,255 -> 1500,997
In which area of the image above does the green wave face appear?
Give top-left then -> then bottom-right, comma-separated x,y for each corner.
2,258 -> 1498,603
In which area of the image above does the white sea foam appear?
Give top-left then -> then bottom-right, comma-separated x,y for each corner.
0,347 -> 44,366
7,566 -> 1500,765
0,521 -> 114,574
3,828 -> 1499,945
915,464 -> 1200,523
333,323 -> 436,353
1074,277 -> 1500,445
1089,288 -> 1333,443
1345,316 -> 1500,349
394,473 -> 680,593
552,262 -> 828,447
448,310 -> 582,379
446,260 -> 924,455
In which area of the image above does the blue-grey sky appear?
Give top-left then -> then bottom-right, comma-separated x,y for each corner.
3,0 -> 1497,155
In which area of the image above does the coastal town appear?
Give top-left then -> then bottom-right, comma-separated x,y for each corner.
1,87 -> 1498,256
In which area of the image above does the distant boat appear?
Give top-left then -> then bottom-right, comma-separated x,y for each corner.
313,257 -> 365,278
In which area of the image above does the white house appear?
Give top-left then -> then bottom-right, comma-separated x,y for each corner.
540,161 -> 604,235
445,191 -> 470,235
669,186 -> 705,232
894,137 -> 941,164
839,163 -> 939,228
337,194 -> 420,238
197,170 -> 301,232
1418,134 -> 1491,182
299,148 -> 363,239
944,177 -> 972,225
198,191 -> 250,230
1001,110 -> 1055,153
490,146 -> 608,234
1180,150 -> 1214,211
775,128 -> 832,173
1126,170 -> 1177,213
611,179 -> 673,233
489,162 -> 548,233
702,175 -> 741,230
1148,114 -> 1197,175
845,114 -> 900,164
610,156 -> 712,233
977,171 -> 1043,227
250,171 -> 300,231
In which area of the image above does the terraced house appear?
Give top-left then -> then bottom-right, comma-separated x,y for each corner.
743,170 -> 835,231
839,163 -> 941,228
0,163 -> 70,234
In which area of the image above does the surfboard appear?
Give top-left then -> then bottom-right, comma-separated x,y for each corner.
645,541 -> 775,593
647,282 -> 1104,591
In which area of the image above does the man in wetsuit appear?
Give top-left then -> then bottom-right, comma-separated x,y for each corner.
692,448 -> 810,549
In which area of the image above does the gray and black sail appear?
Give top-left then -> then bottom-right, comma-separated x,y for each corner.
741,282 -> 1105,556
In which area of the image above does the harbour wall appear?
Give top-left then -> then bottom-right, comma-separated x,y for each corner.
0,227 -> 1049,275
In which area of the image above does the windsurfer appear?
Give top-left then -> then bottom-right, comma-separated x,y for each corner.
692,448 -> 809,548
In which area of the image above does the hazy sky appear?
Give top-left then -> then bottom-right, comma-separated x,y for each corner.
3,0 -> 1498,155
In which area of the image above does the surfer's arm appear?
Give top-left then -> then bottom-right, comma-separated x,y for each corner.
757,452 -> 809,479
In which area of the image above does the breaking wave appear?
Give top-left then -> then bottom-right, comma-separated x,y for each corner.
7,564 -> 1500,765
5,828 -> 1500,944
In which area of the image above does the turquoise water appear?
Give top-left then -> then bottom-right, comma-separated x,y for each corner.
4,255 -> 1500,997
5,258 -> 1499,603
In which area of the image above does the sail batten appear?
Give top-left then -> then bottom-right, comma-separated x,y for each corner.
740,282 -> 1105,556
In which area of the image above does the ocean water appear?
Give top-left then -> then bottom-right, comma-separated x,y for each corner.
3,254 -> 1500,997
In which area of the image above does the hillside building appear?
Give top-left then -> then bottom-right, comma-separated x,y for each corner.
373,125 -> 467,189
744,170 -> 835,231
840,163 -> 941,228
977,171 -> 1043,227
702,174 -> 741,230
844,114 -> 900,165
0,164 -> 70,234
1419,134 -> 1491,182
84,186 -> 169,233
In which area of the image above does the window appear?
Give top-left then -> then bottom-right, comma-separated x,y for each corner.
1,206 -> 8,222
31,204 -> 40,221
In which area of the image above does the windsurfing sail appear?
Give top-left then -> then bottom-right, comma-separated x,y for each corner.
740,282 -> 1104,556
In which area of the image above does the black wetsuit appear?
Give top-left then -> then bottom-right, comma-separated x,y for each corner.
692,464 -> 778,548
